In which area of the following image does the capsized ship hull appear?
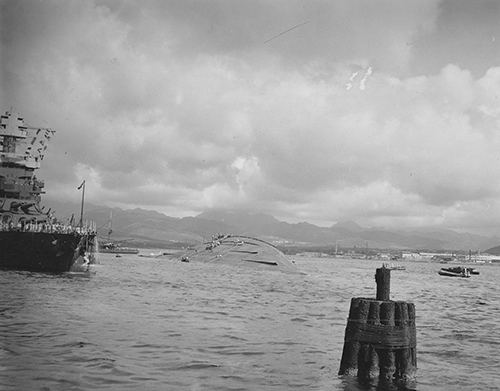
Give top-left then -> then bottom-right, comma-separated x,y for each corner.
180,234 -> 299,273
0,231 -> 94,273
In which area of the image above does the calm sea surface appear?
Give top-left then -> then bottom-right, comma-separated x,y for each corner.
1,254 -> 499,390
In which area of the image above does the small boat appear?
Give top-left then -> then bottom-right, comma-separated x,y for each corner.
382,262 -> 406,270
99,242 -> 139,254
98,211 -> 139,254
138,252 -> 163,258
438,266 -> 471,278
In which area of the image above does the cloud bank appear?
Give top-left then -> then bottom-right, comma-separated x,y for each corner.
2,0 -> 500,233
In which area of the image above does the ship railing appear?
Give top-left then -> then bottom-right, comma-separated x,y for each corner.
0,220 -> 97,235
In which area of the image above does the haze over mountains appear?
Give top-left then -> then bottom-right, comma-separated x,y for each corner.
47,201 -> 500,252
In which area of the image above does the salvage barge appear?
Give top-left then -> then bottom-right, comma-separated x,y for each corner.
0,110 -> 96,272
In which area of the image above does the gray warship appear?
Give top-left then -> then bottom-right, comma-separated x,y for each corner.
0,110 -> 96,272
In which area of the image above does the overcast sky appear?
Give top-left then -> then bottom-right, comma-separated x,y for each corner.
2,0 -> 500,233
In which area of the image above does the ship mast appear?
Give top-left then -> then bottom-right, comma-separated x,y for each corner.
78,180 -> 85,228
107,210 -> 113,241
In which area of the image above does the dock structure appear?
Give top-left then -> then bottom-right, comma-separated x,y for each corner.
338,267 -> 417,384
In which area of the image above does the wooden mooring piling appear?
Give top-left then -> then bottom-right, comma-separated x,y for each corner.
338,267 -> 417,383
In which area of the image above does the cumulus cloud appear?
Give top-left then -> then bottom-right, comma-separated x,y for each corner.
2,0 -> 500,233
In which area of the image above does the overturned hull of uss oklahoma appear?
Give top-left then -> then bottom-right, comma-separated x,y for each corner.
180,234 -> 298,272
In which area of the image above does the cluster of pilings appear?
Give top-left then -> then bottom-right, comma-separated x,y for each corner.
338,267 -> 417,384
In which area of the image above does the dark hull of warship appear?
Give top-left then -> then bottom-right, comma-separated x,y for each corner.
0,231 -> 91,273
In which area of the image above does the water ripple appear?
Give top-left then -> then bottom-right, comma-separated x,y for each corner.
0,256 -> 499,390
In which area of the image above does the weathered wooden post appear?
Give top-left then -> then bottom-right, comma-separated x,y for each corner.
375,267 -> 390,301
338,266 -> 417,384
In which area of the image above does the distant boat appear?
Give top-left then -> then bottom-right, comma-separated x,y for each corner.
138,252 -> 163,258
382,262 -> 406,270
438,266 -> 472,278
99,241 -> 139,254
98,211 -> 138,254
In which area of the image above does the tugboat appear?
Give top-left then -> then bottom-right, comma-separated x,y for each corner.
0,110 -> 96,272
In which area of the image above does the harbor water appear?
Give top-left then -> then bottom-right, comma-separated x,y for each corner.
1,255 -> 499,390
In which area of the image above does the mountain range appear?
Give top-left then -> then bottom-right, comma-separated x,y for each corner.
45,201 -> 500,252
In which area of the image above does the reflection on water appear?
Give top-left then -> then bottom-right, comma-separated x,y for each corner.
0,256 -> 499,390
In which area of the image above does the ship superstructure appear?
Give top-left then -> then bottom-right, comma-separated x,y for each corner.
0,110 -> 54,225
